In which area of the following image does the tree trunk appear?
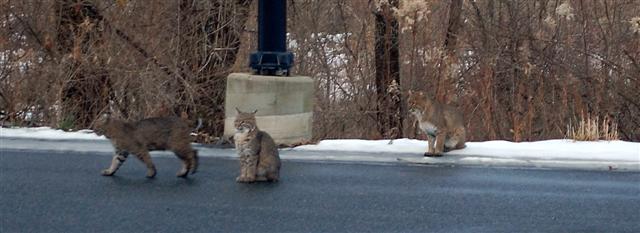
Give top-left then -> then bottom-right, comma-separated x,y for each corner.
436,0 -> 463,103
374,0 -> 402,139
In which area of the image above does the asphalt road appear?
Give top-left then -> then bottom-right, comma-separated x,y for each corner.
1,149 -> 639,232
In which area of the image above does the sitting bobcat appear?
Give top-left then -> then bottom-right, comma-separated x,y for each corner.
407,90 -> 466,157
94,115 -> 198,178
233,108 -> 280,183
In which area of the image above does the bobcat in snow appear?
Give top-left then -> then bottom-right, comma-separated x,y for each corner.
233,108 -> 281,183
407,90 -> 466,157
94,115 -> 199,178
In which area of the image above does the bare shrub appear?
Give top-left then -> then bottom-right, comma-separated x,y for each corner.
566,113 -> 619,141
1,0 -> 251,140
2,0 -> 640,143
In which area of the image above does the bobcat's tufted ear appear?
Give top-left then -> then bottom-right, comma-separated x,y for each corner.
252,109 -> 258,114
98,112 -> 110,122
235,107 -> 242,114
91,112 -> 109,129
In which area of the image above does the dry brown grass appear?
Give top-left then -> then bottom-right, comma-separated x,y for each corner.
566,113 -> 619,141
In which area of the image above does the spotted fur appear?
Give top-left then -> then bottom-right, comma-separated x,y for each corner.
233,108 -> 281,183
407,91 -> 466,156
94,115 -> 198,178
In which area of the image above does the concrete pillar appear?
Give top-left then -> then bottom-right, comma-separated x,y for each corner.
224,73 -> 313,145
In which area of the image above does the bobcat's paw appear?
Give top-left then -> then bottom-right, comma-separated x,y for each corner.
256,176 -> 279,182
236,176 -> 254,183
101,169 -> 114,176
424,152 -> 443,157
146,169 -> 157,179
176,169 -> 189,178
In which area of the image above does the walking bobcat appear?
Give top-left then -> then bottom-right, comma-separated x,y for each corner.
407,91 -> 466,156
233,108 -> 280,183
94,115 -> 198,178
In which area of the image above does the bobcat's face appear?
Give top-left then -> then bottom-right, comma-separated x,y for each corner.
407,91 -> 428,115
92,114 -> 110,136
234,108 -> 258,134
235,121 -> 253,134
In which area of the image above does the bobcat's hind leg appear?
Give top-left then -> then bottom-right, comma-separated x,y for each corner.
444,128 -> 466,152
102,151 -> 129,176
173,148 -> 194,178
255,165 -> 267,181
454,128 -> 467,149
266,170 -> 279,182
255,160 -> 279,182
255,174 -> 279,182
434,132 -> 447,155
255,170 -> 279,182
255,164 -> 279,182
444,138 -> 463,152
190,150 -> 198,174
133,150 -> 156,178
175,158 -> 189,178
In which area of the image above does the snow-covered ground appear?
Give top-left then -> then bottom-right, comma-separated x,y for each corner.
294,138 -> 639,162
295,138 -> 640,171
2,127 -> 639,171
0,127 -> 106,140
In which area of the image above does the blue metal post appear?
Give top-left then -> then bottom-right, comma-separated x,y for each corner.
249,0 -> 294,76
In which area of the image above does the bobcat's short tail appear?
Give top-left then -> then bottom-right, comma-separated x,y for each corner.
189,118 -> 203,139
193,118 -> 203,132
190,118 -> 203,137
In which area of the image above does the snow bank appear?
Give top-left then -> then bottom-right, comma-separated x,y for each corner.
294,138 -> 640,162
0,127 -> 105,140
1,127 -> 638,168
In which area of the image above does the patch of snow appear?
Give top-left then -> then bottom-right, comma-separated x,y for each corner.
295,138 -> 424,153
1,127 -> 639,170
294,138 -> 640,162
0,127 -> 106,140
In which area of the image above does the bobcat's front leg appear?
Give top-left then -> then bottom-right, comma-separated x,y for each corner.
424,135 -> 436,157
102,151 -> 129,176
243,155 -> 259,183
433,131 -> 446,156
237,153 -> 258,183
236,154 -> 248,182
